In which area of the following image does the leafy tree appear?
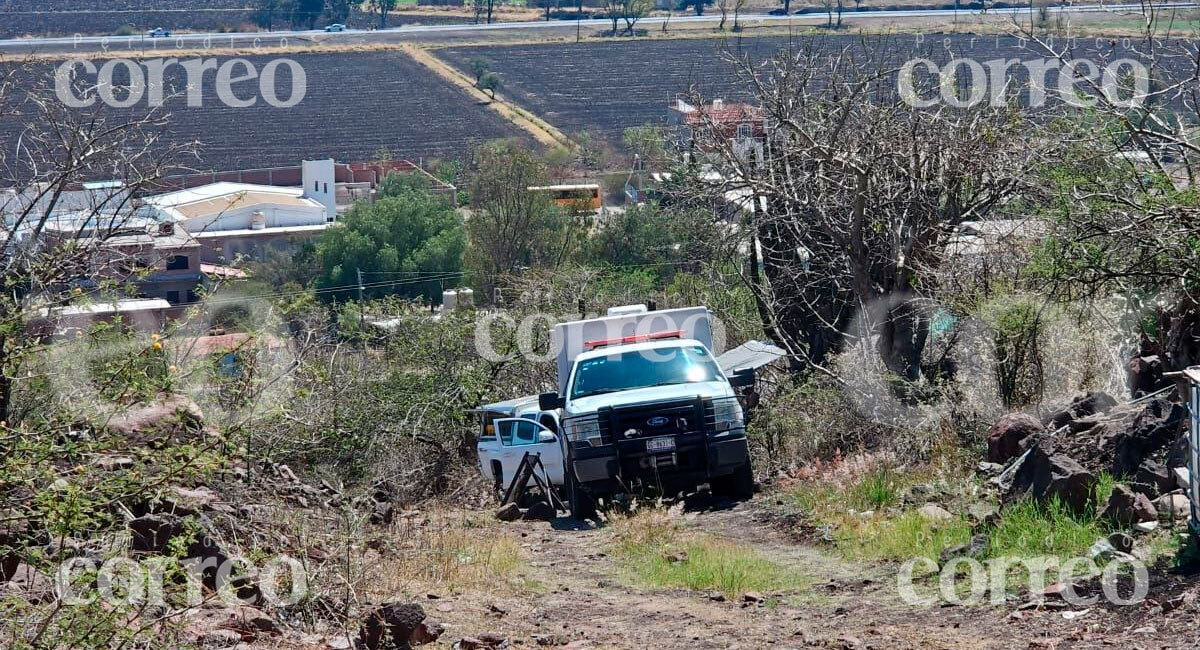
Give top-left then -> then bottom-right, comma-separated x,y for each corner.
619,0 -> 652,34
368,0 -> 397,28
323,0 -> 351,23
469,58 -> 491,84
294,0 -> 324,28
316,185 -> 465,302
477,72 -> 502,99
466,141 -> 580,301
604,0 -> 621,32
622,125 -> 666,167
378,170 -> 432,197
678,0 -> 713,16
584,204 -> 715,284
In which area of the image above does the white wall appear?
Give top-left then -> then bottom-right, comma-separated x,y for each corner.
301,159 -> 337,222
179,202 -> 325,233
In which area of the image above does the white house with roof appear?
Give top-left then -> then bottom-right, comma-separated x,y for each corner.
139,178 -> 332,264
140,182 -> 328,233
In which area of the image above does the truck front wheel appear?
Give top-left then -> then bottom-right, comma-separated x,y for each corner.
712,462 -> 755,500
567,473 -> 597,521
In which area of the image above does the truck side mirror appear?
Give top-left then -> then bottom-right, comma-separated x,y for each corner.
539,392 -> 565,411
728,367 -> 756,388
538,431 -> 558,444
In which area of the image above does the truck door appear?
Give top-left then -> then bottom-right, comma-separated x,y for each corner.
476,414 -> 504,486
494,418 -> 566,487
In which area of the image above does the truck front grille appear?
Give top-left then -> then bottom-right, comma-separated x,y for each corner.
604,397 -> 709,443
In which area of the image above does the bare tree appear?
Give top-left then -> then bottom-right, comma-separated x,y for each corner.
820,0 -> 843,27
716,0 -> 730,29
1013,4 -> 1200,374
605,0 -> 622,32
0,59 -> 196,421
678,39 -> 1054,383
620,0 -> 652,34
732,0 -> 746,30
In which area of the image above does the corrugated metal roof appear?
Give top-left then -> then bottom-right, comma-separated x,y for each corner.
717,340 -> 786,372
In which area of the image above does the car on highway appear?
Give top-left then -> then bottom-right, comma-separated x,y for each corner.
147,27 -> 171,38
324,23 -> 347,32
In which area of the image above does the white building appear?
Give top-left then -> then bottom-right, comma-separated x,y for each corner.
139,171 -> 334,264
140,182 -> 328,234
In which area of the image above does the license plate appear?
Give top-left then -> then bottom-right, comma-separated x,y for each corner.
646,436 -> 675,453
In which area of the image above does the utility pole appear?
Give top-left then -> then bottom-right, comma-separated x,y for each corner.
576,0 -> 582,42
356,267 -> 366,348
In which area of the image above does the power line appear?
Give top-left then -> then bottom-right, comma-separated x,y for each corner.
184,272 -> 467,307
170,258 -> 709,308
359,260 -> 705,276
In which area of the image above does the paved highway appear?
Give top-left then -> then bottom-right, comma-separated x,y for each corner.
1,2 -> 1193,54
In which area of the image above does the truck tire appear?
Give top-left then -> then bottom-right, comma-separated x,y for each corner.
712,462 -> 755,500
567,473 -> 597,521
492,462 -> 505,504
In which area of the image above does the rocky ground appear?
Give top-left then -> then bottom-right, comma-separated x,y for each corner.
5,377 -> 1200,650
5,473 -> 1200,649
349,497 -> 1200,650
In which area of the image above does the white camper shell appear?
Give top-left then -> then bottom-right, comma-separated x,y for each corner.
551,305 -> 716,394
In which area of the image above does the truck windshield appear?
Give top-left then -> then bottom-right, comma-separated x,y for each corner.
570,345 -> 722,399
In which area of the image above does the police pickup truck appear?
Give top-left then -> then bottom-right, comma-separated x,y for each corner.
475,305 -> 754,519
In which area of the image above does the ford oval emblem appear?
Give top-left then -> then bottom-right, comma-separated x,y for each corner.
647,416 -> 670,427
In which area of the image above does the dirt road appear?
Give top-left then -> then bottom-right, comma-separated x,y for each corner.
405,496 -> 1200,650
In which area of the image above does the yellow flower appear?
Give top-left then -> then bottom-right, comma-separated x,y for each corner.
168,365 -> 178,373
71,287 -> 82,296
152,341 -> 163,351
151,333 -> 162,342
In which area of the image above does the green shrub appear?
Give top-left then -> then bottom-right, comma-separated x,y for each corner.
835,510 -> 973,563
986,497 -> 1105,561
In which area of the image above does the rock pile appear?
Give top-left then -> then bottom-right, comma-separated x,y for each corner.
988,389 -> 1192,520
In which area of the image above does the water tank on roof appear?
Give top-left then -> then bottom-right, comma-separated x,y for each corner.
249,210 -> 266,230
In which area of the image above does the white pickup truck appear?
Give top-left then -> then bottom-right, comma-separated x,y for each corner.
474,395 -> 565,501
476,305 -> 754,519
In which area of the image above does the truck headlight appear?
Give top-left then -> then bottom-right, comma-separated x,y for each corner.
711,398 -> 744,433
564,415 -> 605,446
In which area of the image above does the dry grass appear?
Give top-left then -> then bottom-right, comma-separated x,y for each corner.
358,511 -> 532,598
258,505 -> 533,607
